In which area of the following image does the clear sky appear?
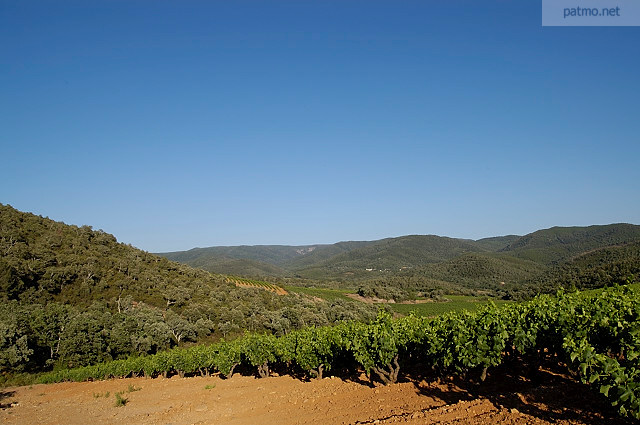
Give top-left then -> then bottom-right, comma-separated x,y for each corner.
2,0 -> 639,252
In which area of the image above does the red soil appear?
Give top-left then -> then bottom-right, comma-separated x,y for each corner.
0,366 -> 626,425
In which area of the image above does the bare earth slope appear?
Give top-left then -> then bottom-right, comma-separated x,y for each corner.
0,368 -> 626,425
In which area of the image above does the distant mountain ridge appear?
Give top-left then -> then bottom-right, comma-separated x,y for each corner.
161,244 -> 326,267
158,224 -> 640,284
499,224 -> 640,265
158,235 -> 491,278
160,241 -> 376,277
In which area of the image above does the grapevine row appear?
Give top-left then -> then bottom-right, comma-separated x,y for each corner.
226,276 -> 288,295
38,285 -> 640,419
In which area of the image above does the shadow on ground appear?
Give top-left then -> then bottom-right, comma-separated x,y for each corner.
404,359 -> 632,425
0,390 -> 16,409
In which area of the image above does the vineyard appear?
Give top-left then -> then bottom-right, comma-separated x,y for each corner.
226,276 -> 288,295
36,284 -> 640,420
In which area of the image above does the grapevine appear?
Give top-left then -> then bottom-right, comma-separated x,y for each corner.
36,284 -> 640,419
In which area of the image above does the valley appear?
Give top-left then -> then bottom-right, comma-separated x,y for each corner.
1,204 -> 640,423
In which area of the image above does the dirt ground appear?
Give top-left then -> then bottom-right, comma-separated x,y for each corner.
0,366 -> 630,425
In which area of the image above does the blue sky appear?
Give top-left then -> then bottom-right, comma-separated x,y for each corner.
2,0 -> 639,252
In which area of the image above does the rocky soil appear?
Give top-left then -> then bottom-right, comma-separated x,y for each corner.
0,366 -> 629,425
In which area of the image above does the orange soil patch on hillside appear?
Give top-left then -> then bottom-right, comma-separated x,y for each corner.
227,278 -> 288,295
234,282 -> 288,295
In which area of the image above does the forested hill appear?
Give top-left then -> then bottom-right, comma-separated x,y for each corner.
161,224 -> 640,281
159,235 -> 507,279
159,224 -> 640,300
161,244 -> 327,268
0,204 -> 377,373
295,235 -> 488,279
499,224 -> 640,265
160,241 -> 375,277
0,203 -> 227,306
472,235 -> 521,251
502,241 -> 640,299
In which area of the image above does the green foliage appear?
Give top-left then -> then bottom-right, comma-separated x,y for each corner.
388,295 -> 510,317
114,392 -> 127,407
295,235 -> 486,280
159,241 -> 373,276
0,303 -> 33,372
160,234 -> 528,281
4,204 -> 640,419
348,311 -> 404,384
357,283 -> 412,302
472,235 -> 521,251
289,324 -> 348,379
194,257 -> 289,278
30,285 -> 640,419
161,224 -> 640,306
0,204 -> 379,373
240,333 -> 279,378
213,340 -> 241,378
500,224 -> 640,265
414,253 -> 546,290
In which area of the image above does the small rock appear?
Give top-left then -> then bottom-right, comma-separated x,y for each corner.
510,408 -> 519,414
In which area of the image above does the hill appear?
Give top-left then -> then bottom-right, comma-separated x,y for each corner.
409,252 -> 547,290
2,203 -> 639,380
161,244 -> 324,268
0,204 -> 378,374
159,235 -> 500,280
160,224 -> 640,299
350,252 -> 547,302
501,241 -> 640,299
160,241 -> 375,277
294,235 -> 486,279
282,241 -> 375,270
499,223 -> 640,265
472,235 -> 521,251
185,257 -> 288,277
